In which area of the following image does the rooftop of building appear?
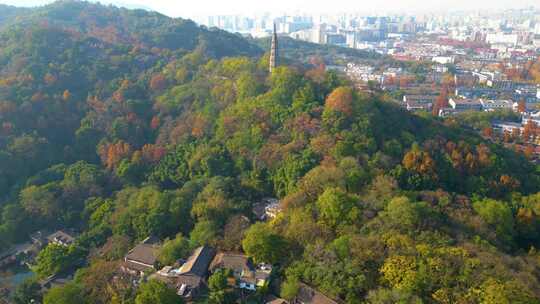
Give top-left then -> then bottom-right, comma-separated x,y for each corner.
125,236 -> 161,267
47,230 -> 76,245
296,283 -> 340,304
210,252 -> 254,274
450,98 -> 482,105
178,246 -> 215,277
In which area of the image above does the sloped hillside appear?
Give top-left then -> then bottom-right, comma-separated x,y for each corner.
0,0 -> 263,199
0,2 -> 539,304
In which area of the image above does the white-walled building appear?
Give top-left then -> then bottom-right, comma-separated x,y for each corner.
486,33 -> 519,46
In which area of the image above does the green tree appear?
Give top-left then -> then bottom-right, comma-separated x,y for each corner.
236,72 -> 260,100
208,269 -> 230,291
112,186 -> 179,240
44,282 -> 85,304
62,161 -> 105,192
383,197 -> 429,231
135,280 -> 183,304
280,278 -> 300,300
366,288 -> 422,304
242,223 -> 288,264
380,255 -> 422,293
316,187 -> 360,229
116,159 -> 146,185
74,260 -> 122,304
473,199 -> 515,245
13,278 -> 42,304
189,220 -> 218,247
32,243 -> 79,278
19,184 -> 60,222
208,269 -> 234,304
190,177 -> 236,225
476,278 -> 539,304
158,234 -> 190,265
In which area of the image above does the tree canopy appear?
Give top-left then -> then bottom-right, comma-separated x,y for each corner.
0,2 -> 540,304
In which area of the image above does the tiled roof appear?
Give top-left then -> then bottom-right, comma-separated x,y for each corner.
47,230 -> 75,245
175,273 -> 203,288
210,252 -> 254,274
296,283 -> 339,304
122,260 -> 154,273
178,246 -> 215,277
265,295 -> 289,304
125,237 -> 160,268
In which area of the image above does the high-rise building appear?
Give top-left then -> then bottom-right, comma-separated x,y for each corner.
269,23 -> 278,73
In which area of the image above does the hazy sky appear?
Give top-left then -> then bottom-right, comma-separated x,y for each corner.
0,0 -> 538,18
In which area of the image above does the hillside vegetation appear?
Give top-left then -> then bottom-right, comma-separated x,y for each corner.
0,1 -> 539,304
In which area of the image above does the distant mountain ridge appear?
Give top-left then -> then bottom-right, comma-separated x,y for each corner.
101,0 -> 153,11
1,0 -> 263,58
0,4 -> 30,27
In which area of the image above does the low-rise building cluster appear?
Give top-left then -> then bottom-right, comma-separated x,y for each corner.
119,235 -> 337,303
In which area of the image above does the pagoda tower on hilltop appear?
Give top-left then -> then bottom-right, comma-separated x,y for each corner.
269,23 -> 278,73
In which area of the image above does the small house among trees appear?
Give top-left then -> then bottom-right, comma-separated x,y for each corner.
209,252 -> 272,291
121,236 -> 161,277
154,246 -> 215,299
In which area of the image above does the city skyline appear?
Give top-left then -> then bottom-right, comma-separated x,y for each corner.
0,0 -> 539,19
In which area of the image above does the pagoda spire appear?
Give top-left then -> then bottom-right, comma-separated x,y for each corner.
269,23 -> 278,73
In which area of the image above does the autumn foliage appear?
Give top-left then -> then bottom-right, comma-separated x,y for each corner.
402,146 -> 437,180
140,144 -> 166,164
0,3 -> 539,302
99,141 -> 132,169
150,74 -> 167,91
62,90 -> 71,101
325,86 -> 354,116
432,86 -> 449,116
482,126 -> 493,138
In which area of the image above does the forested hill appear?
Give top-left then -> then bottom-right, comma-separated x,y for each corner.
0,0 -> 261,200
0,5 -> 28,27
1,1 -> 540,304
3,0 -> 262,56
